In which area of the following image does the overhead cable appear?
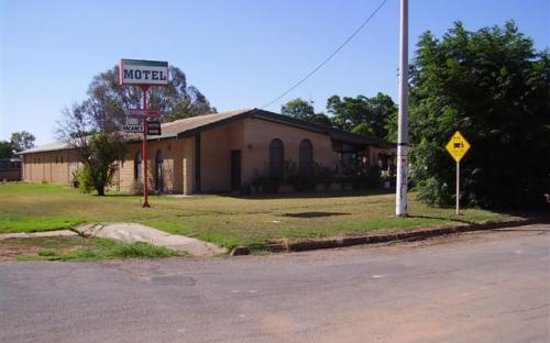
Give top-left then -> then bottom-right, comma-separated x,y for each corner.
261,0 -> 390,109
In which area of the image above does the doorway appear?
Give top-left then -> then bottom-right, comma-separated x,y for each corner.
154,149 -> 164,193
230,150 -> 241,192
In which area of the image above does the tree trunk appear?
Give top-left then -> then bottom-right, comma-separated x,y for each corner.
97,185 -> 105,196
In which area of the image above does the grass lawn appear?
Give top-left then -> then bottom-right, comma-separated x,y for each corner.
0,236 -> 180,261
0,182 -> 522,250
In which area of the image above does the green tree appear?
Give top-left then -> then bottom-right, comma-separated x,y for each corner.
56,64 -> 214,195
10,131 -> 36,152
79,132 -> 126,196
0,141 -> 14,158
409,21 -> 550,209
281,98 -> 332,126
57,101 -> 127,196
327,93 -> 397,139
85,65 -> 214,124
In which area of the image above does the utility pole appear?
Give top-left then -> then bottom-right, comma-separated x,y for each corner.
396,0 -> 409,217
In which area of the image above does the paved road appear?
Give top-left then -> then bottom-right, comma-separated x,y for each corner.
1,224 -> 549,343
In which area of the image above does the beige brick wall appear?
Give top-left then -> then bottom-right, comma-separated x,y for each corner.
22,150 -> 81,185
196,118 -> 341,192
241,118 -> 341,183
22,118 -> 395,195
200,121 -> 244,192
118,138 -> 194,194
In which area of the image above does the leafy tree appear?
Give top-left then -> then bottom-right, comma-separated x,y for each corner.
10,131 -> 36,153
0,141 -> 14,158
409,21 -> 550,209
57,101 -> 126,196
327,93 -> 397,139
281,98 -> 314,119
281,98 -> 332,126
56,64 -> 214,195
86,65 -> 214,124
79,132 -> 126,195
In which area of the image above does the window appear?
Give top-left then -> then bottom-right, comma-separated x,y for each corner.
134,151 -> 142,181
299,139 -> 314,174
269,139 -> 284,177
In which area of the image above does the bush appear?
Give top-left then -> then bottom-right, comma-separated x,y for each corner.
250,161 -> 337,194
416,177 -> 453,208
283,161 -> 316,192
251,176 -> 280,194
72,166 -> 94,194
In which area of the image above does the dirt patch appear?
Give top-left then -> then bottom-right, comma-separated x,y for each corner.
0,237 -> 88,261
1,238 -> 40,261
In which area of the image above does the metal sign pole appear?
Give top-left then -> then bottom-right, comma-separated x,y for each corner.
141,85 -> 150,208
456,160 -> 460,215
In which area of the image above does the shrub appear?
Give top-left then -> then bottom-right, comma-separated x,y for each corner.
416,177 -> 453,208
72,166 -> 94,194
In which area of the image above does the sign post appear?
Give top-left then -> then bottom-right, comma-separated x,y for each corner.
445,131 -> 471,215
140,85 -> 151,207
120,59 -> 169,208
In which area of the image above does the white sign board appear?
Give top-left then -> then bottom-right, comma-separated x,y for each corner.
126,117 -> 143,125
122,124 -> 144,133
119,59 -> 169,85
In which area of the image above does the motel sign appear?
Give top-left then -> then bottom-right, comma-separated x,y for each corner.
119,59 -> 169,85
119,58 -> 169,207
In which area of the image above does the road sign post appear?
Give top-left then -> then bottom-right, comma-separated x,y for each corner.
120,59 -> 169,208
445,131 -> 471,215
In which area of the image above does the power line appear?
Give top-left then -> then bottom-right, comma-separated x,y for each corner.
261,0 -> 390,109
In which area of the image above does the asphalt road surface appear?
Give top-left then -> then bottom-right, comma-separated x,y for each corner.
1,224 -> 549,343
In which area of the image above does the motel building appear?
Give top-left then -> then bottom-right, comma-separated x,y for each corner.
20,108 -> 396,195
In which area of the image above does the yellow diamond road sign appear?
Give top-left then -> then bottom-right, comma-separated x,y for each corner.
445,131 -> 471,162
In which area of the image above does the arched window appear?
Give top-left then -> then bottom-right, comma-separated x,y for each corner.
299,139 -> 314,174
154,149 -> 164,192
269,139 -> 284,177
134,151 -> 142,181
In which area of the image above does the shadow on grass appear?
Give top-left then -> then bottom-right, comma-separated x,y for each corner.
282,212 -> 352,218
102,193 -> 168,199
101,193 -> 142,198
219,189 -> 395,201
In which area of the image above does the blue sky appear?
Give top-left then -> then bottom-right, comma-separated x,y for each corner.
1,0 -> 548,145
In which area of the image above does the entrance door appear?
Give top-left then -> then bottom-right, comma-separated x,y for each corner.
230,150 -> 241,192
154,150 -> 164,193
